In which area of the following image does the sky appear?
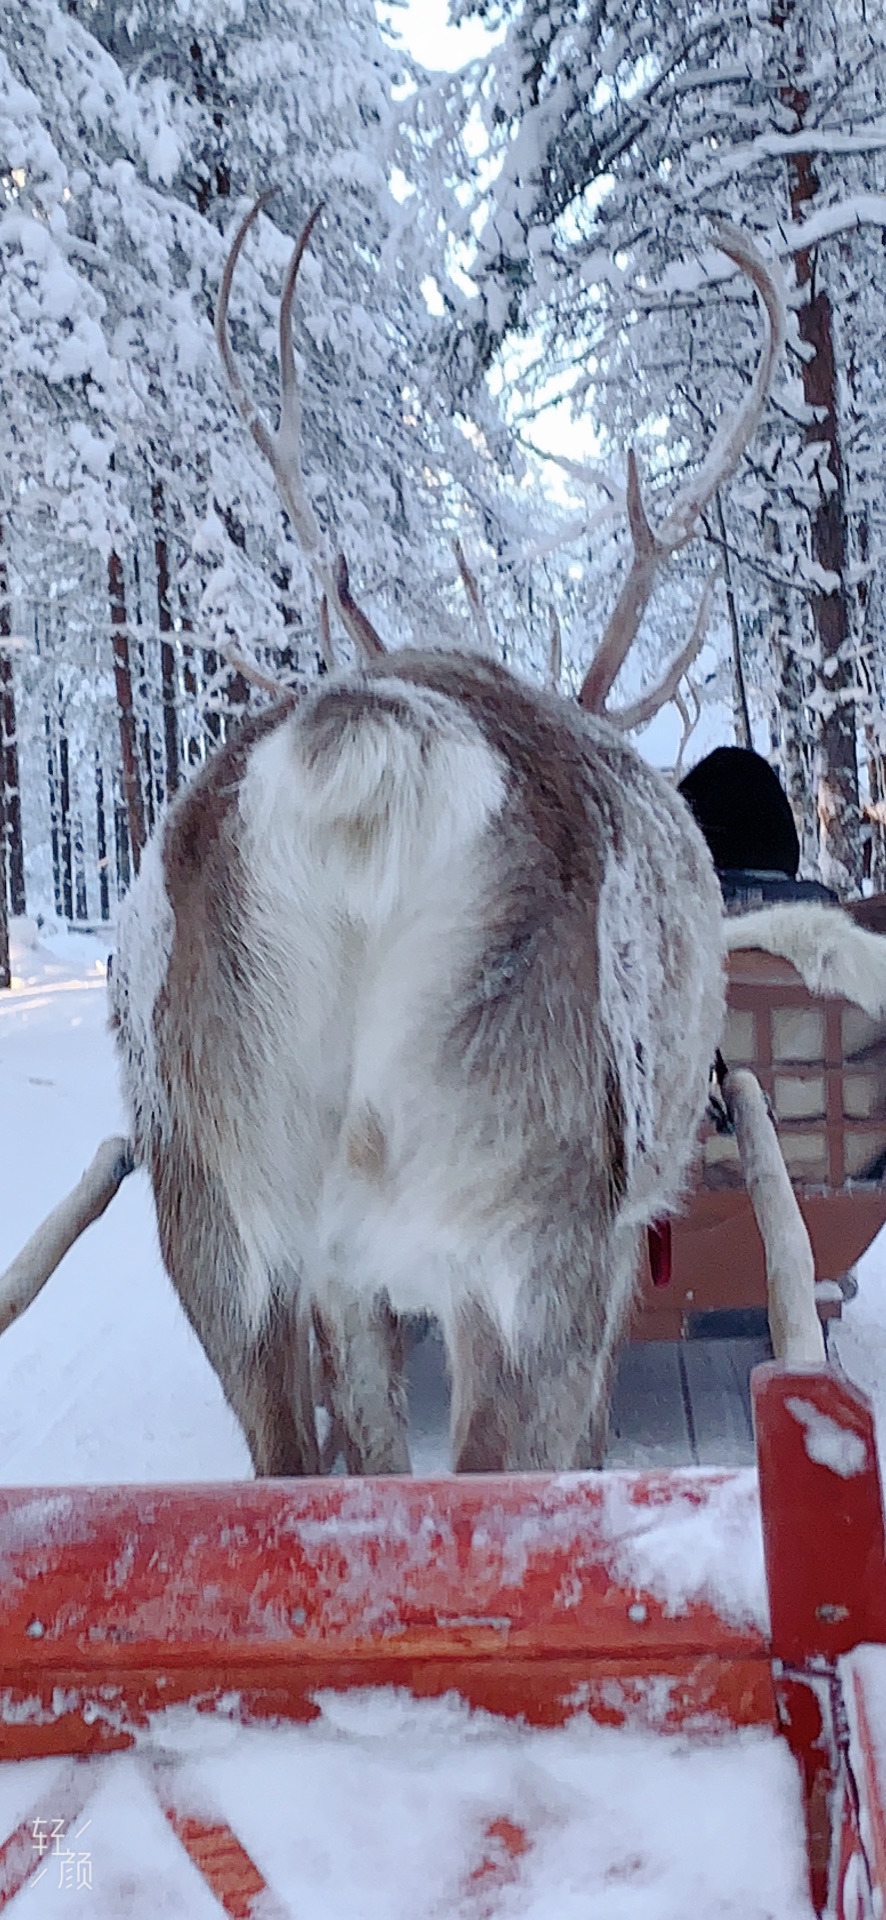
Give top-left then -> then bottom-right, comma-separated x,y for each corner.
378,0 -> 500,72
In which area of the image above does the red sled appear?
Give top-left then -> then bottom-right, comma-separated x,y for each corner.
0,1359 -> 884,1916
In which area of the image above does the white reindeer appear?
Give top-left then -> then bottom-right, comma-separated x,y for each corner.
4,212 -> 789,1473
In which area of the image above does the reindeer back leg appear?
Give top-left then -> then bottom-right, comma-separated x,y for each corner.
311,1287 -> 410,1476
151,1146 -> 319,1477
214,1291 -> 318,1479
449,1221 -> 642,1473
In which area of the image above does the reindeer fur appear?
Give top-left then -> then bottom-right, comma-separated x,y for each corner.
110,651 -> 724,1475
726,904 -> 886,1018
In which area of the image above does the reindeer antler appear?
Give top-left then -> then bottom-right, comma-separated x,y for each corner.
215,194 -> 385,662
605,559 -> 721,734
579,225 -> 786,716
452,539 -> 494,653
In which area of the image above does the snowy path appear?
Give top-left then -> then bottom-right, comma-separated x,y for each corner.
3,920 -> 879,1915
0,925 -> 250,1486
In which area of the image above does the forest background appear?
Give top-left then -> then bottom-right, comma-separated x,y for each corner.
2,0 -> 886,984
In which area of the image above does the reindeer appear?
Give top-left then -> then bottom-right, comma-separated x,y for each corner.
3,210 -> 788,1475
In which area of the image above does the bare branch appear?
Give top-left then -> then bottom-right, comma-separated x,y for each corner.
498,502 -> 620,571
548,605 -> 562,692
516,443 -> 624,502
221,644 -> 293,699
0,1138 -> 133,1337
714,492 -> 752,749
579,226 -> 785,715
215,196 -> 386,663
319,593 -> 335,673
672,678 -> 701,782
625,446 -> 660,560
452,539 -> 494,654
606,561 -> 720,734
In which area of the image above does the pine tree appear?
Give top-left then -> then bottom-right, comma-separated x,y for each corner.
437,0 -> 886,891
2,0 -> 540,918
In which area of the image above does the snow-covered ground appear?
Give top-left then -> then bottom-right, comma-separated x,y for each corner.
0,920 -> 250,1486
4,915 -> 883,1916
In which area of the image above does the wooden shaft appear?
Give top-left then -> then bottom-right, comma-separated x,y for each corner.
0,1136 -> 133,1335
722,1068 -> 825,1366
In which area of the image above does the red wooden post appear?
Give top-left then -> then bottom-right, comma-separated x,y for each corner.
753,1362 -> 886,1914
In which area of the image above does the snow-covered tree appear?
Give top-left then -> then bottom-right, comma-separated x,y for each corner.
2,0 -> 547,917
427,0 -> 886,893
9,0 -> 886,927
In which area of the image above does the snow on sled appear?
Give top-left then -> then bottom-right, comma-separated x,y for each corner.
0,1360 -> 883,1918
2,913 -> 886,1912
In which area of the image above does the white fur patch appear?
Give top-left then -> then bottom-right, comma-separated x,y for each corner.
225,674 -> 508,1335
242,677 -> 506,931
726,905 -> 886,1016
110,829 -> 174,1157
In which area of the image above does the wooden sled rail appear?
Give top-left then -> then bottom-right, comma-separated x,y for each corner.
0,1464 -> 773,1752
0,1364 -> 885,1915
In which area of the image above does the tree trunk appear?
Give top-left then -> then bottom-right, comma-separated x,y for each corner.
43,707 -> 63,919
0,530 -> 8,982
141,712 -> 156,837
715,499 -> 752,750
210,504 -> 252,735
57,709 -> 74,924
114,786 -> 131,896
73,810 -> 88,923
181,637 -> 203,768
0,530 -> 25,918
0,656 -> 25,918
272,563 -> 306,681
798,264 -> 860,897
108,551 -> 146,875
129,546 -> 161,836
762,507 -> 818,869
777,644 -> 819,876
152,482 -> 181,801
868,742 -> 886,894
95,754 -> 111,922
0,778 -> 8,990
777,36 -> 861,896
188,39 -> 231,215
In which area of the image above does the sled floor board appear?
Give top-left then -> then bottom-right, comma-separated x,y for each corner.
404,1324 -> 769,1471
